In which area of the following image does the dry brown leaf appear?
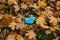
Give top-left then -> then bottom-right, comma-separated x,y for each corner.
15,14 -> 26,30
8,0 -> 17,5
56,1 -> 60,10
53,11 -> 60,17
25,30 -> 36,40
16,34 -> 24,40
0,14 -> 13,27
22,0 -> 30,3
36,16 -> 49,29
49,16 -> 57,26
0,5 -> 5,9
6,32 -> 16,40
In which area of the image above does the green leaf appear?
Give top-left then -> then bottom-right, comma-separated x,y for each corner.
5,3 -> 10,13
47,3 -> 50,6
6,27 -> 12,32
1,27 -> 12,32
36,30 -> 45,35
39,7 -> 45,11
23,7 -> 35,13
45,21 -> 51,27
18,0 -> 22,7
0,19 -> 3,22
15,29 -> 21,34
12,11 -> 17,16
36,30 -> 55,40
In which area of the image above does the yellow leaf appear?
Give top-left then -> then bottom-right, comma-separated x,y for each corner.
38,0 -> 46,8
16,34 -> 24,40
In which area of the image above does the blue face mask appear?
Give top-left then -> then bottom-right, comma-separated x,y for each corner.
24,16 -> 35,24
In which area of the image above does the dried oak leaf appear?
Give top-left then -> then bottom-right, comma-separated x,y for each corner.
25,30 -> 36,40
16,34 -> 24,40
22,0 -> 30,3
15,14 -> 26,30
0,14 -> 13,27
53,11 -> 60,17
0,5 -> 5,9
49,16 -> 58,26
8,0 -> 17,5
36,16 -> 49,29
38,0 -> 46,8
6,32 -> 16,40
